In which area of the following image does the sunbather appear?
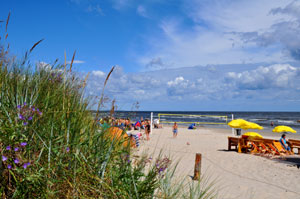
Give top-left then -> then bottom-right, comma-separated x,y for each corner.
279,134 -> 291,151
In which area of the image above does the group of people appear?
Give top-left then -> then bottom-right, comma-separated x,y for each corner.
99,117 -> 152,142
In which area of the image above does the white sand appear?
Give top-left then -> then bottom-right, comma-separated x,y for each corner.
134,126 -> 300,199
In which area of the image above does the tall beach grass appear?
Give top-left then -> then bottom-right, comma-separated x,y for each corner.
0,13 -> 217,198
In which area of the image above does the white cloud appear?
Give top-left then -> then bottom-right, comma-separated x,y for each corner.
111,0 -> 132,10
237,1 -> 300,60
66,60 -> 85,64
167,76 -> 185,86
86,4 -> 104,15
137,5 -> 147,17
84,63 -> 300,110
92,70 -> 105,77
226,64 -> 300,90
186,0 -> 290,33
136,0 -> 296,70
38,62 -> 52,71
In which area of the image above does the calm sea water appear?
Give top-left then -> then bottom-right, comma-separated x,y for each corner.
94,111 -> 300,132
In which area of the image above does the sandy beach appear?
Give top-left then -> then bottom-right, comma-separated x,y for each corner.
133,126 -> 300,199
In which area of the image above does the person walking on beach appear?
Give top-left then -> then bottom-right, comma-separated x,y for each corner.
173,122 -> 178,138
145,120 -> 151,141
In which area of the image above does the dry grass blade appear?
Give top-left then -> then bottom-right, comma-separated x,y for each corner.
30,39 -> 44,53
69,50 -> 76,72
110,99 -> 115,117
104,66 -> 115,87
5,12 -> 10,32
5,34 -> 8,40
95,66 -> 115,120
64,50 -> 67,73
82,72 -> 90,88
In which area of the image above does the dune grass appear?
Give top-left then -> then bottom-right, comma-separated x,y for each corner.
0,13 -> 217,198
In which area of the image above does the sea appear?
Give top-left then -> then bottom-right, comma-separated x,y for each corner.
94,111 -> 300,132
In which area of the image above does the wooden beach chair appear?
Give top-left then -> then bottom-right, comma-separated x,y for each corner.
273,141 -> 293,155
265,143 -> 281,156
259,142 -> 272,154
249,141 -> 262,154
238,137 -> 251,153
288,139 -> 300,155
228,136 -> 239,151
249,139 -> 273,157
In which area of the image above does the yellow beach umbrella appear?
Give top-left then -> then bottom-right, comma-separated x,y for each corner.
244,121 -> 263,130
228,119 -> 249,129
243,132 -> 263,139
272,126 -> 297,133
228,119 -> 263,130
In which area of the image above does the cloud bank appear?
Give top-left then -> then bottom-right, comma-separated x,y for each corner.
85,63 -> 300,111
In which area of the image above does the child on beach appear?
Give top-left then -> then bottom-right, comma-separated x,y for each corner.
173,122 -> 178,138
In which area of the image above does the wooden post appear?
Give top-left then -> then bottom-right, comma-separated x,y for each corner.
193,153 -> 202,180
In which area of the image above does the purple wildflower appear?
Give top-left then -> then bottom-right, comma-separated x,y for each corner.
24,102 -> 26,106
23,122 -> 28,126
2,156 -> 7,162
14,147 -> 19,152
23,162 -> 30,169
6,146 -> 11,150
7,165 -> 12,169
19,114 -> 25,120
38,111 -> 42,116
66,147 -> 70,152
17,105 -> 21,109
14,158 -> 20,164
28,116 -> 33,121
20,142 -> 27,147
32,108 -> 35,111
127,159 -> 131,163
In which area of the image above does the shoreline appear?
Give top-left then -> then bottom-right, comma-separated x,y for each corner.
156,124 -> 300,140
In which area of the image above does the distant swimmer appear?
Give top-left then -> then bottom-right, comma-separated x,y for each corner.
270,121 -> 274,126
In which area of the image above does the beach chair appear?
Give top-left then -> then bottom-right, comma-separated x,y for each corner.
250,140 -> 273,157
273,141 -> 293,155
259,142 -> 272,154
228,137 -> 239,151
288,139 -> 300,155
265,143 -> 281,156
249,141 -> 262,154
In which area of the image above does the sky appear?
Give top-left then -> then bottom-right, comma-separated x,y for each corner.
1,0 -> 300,111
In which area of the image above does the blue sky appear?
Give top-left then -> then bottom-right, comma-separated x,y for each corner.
1,0 -> 300,111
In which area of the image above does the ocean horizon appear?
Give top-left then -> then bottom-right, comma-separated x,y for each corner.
92,110 -> 300,132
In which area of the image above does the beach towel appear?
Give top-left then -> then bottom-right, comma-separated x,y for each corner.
133,134 -> 139,147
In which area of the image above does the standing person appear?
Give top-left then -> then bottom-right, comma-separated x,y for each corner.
173,122 -> 178,138
145,120 -> 151,141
